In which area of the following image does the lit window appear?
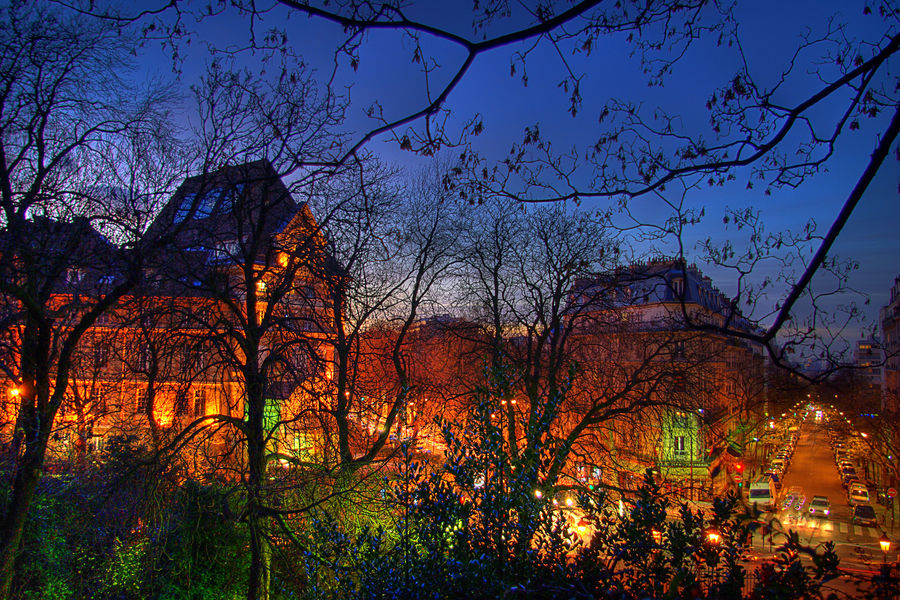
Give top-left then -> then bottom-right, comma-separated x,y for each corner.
134,391 -> 147,415
193,389 -> 206,417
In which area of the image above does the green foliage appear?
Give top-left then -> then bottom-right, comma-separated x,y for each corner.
0,376 -> 876,599
14,490 -> 75,600
294,374 -> 578,599
103,537 -> 147,597
289,366 -> 851,600
6,441 -> 248,600
147,479 -> 249,599
747,530 -> 840,600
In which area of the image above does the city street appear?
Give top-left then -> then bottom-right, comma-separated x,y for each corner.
751,421 -> 895,573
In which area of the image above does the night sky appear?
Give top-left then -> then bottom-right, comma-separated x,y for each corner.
134,0 -> 897,345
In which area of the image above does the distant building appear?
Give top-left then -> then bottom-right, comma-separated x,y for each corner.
854,337 -> 884,388
880,276 -> 900,412
566,258 -> 766,499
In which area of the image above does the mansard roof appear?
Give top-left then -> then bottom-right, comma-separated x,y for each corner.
147,160 -> 298,252
0,215 -> 120,294
569,257 -> 758,334
141,160 -> 342,292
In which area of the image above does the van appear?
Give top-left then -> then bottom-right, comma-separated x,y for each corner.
749,477 -> 777,511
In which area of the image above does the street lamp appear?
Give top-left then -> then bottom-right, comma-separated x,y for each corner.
576,517 -> 590,536
705,527 -> 722,546
651,528 -> 663,545
880,533 -> 891,563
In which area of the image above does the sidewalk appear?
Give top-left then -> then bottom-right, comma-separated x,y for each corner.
874,496 -> 898,535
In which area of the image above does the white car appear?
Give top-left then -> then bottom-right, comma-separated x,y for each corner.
808,496 -> 830,518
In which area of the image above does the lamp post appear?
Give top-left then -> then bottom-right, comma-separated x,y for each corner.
880,533 -> 891,564
705,527 -> 722,546
703,526 -> 722,595
878,533 -> 893,600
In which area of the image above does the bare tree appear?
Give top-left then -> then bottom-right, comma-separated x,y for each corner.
56,1 -> 899,369
0,5 -> 178,596
303,162 -> 462,471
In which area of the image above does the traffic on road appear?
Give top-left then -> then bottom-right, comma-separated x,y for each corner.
744,405 -> 895,574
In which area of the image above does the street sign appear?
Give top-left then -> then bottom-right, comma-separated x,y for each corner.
734,474 -> 743,482
888,488 -> 897,498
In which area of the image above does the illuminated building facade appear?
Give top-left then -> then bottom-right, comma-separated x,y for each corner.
2,161 -> 336,466
566,258 -> 766,499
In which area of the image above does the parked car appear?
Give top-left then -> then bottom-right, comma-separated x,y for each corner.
841,468 -> 858,486
808,496 -> 830,518
848,482 -> 870,506
838,459 -> 854,471
851,504 -> 878,527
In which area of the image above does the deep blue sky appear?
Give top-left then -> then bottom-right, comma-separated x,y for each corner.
134,0 -> 897,344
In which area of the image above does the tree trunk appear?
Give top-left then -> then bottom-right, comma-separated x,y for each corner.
74,408 -> 88,469
247,512 -> 271,600
245,368 -> 271,600
0,409 -> 51,600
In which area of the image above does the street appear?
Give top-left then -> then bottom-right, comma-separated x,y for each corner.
751,420 -> 895,574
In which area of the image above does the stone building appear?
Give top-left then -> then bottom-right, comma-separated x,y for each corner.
880,276 -> 900,412
3,161 -> 338,467
566,258 -> 766,499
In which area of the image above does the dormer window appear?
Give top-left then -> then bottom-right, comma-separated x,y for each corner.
672,277 -> 684,297
66,268 -> 85,284
175,183 -> 248,222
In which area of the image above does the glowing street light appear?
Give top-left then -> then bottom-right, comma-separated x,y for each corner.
879,533 -> 891,563
576,517 -> 589,536
534,489 -> 543,499
705,527 -> 721,545
651,529 -> 663,545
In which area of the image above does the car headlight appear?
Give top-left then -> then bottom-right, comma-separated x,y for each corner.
824,509 -> 829,515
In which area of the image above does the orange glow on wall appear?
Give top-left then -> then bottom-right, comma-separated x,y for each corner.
154,407 -> 174,428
